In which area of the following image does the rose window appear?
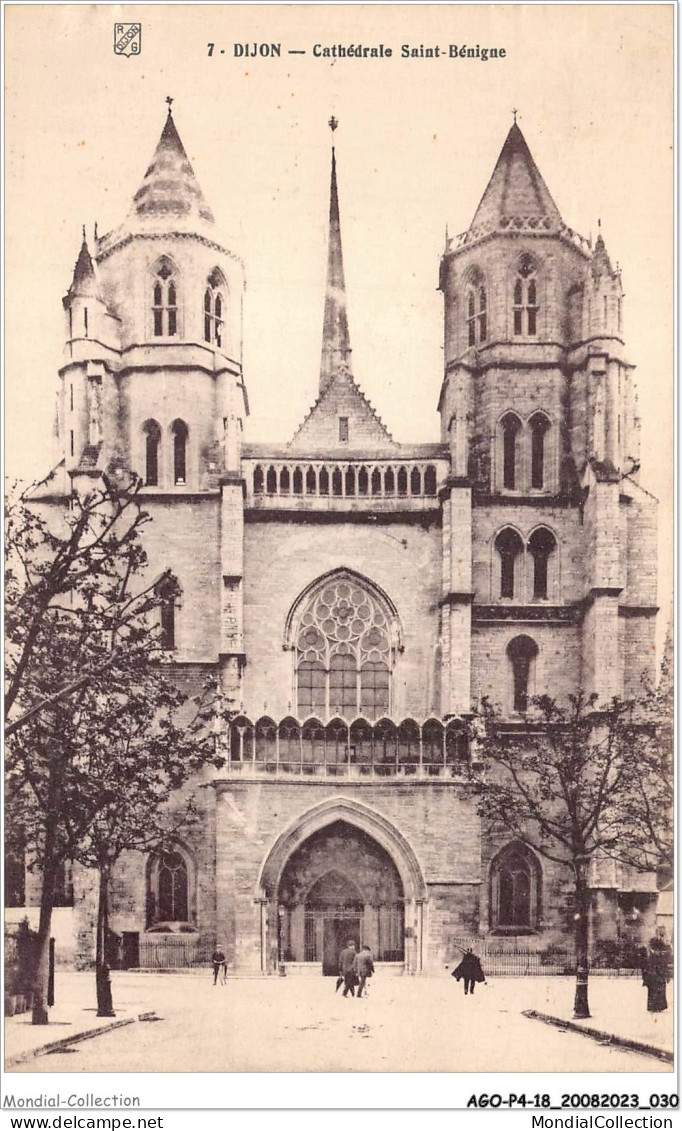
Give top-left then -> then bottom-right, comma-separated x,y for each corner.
295,578 -> 394,720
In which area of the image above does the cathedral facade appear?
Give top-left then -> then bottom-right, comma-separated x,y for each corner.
31,108 -> 659,973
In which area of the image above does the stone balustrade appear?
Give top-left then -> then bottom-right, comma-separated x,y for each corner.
243,458 -> 447,507
226,714 -> 474,779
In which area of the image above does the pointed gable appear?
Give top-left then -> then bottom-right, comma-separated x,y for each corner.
131,109 -> 214,224
470,123 -> 563,236
289,367 -> 395,453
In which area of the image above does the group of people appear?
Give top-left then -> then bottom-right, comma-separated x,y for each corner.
212,937 -> 670,1014
336,940 -> 375,998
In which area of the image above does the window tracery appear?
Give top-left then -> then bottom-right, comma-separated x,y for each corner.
513,254 -> 539,336
151,259 -> 178,337
204,268 -> 225,347
490,843 -> 540,931
295,577 -> 394,720
146,848 -> 192,926
466,274 -> 488,346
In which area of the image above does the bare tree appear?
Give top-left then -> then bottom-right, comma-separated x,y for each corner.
469,689 -> 672,1019
5,474 -> 219,1023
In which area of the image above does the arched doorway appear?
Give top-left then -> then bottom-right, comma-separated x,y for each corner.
278,823 -> 405,974
257,797 -> 426,974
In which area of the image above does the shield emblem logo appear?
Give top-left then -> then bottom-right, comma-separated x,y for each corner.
114,23 -> 142,57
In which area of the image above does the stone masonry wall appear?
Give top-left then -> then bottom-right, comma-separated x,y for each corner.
471,622 -> 582,709
241,516 -> 443,720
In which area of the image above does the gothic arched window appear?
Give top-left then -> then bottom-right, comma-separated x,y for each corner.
507,635 -> 538,713
513,254 -> 539,336
171,419 -> 188,485
495,528 -> 524,599
204,268 -> 225,347
466,272 -> 488,346
146,848 -> 192,926
500,413 -> 522,490
143,419 -> 161,486
528,528 -> 557,600
155,572 -> 179,650
529,413 -> 551,490
490,843 -> 540,931
292,574 -> 398,721
151,259 -> 178,337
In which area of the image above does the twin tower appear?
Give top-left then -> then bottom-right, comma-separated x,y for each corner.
50,106 -> 656,720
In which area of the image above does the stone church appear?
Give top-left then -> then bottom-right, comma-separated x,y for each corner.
25,107 -> 659,973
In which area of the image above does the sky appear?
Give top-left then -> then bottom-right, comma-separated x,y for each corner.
4,3 -> 673,641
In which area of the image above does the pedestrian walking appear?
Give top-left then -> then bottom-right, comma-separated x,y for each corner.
642,935 -> 672,1013
211,946 -> 227,985
338,939 -> 358,997
354,944 -> 375,998
451,948 -> 486,995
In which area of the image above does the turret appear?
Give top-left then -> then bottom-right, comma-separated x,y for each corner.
59,229 -> 120,473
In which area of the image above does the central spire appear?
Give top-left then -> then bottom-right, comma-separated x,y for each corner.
320,119 -> 351,394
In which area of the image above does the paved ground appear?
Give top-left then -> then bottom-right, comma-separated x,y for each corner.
6,972 -> 673,1074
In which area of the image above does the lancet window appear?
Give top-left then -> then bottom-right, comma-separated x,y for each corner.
513,254 -> 539,336
204,268 -> 225,347
490,843 -> 540,931
466,272 -> 488,346
152,259 -> 178,337
146,848 -> 192,926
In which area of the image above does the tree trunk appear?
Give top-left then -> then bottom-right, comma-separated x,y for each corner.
573,868 -> 591,1019
96,866 -> 115,1017
31,836 -> 58,1025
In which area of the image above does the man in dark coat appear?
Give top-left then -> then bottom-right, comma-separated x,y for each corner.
354,944 -> 375,998
338,940 -> 357,997
452,948 -> 486,995
643,936 -> 672,1012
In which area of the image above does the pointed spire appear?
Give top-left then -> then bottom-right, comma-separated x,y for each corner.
469,122 -> 563,236
320,119 -> 351,393
66,228 -> 99,300
591,226 -> 616,281
131,100 -> 214,224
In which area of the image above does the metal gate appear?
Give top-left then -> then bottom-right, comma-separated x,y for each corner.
304,907 -> 362,970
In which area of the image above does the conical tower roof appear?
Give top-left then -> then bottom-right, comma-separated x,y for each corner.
131,107 -> 214,224
65,229 -> 100,301
590,230 -> 617,281
469,122 -> 563,237
320,138 -> 352,393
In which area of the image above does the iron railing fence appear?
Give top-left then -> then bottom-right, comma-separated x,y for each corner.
450,937 -> 644,977
135,938 -> 215,969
